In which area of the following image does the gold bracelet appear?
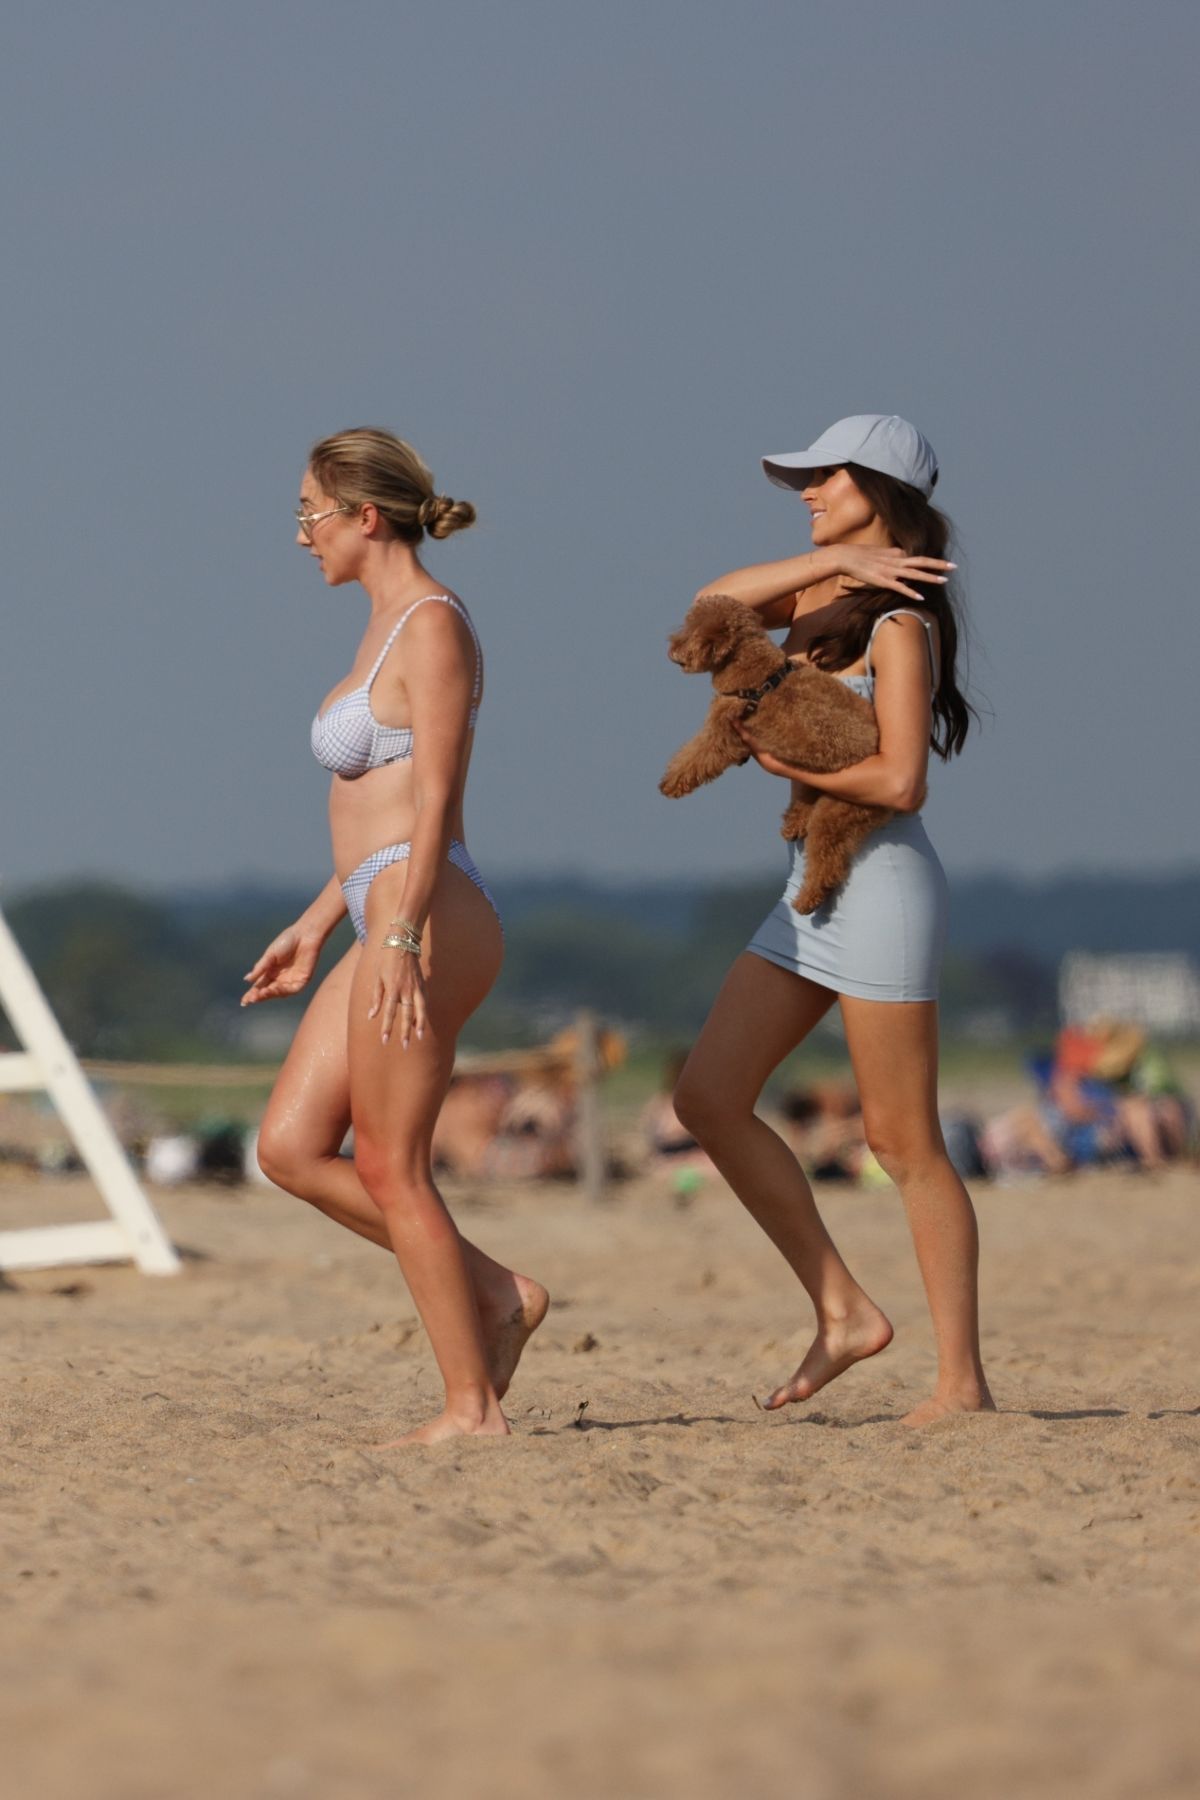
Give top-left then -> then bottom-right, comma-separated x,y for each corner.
387,915 -> 423,943
382,931 -> 422,954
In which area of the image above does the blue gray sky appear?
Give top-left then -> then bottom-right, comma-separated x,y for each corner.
2,0 -> 1196,895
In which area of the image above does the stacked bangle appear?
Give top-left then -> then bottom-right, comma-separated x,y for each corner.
382,916 -> 423,954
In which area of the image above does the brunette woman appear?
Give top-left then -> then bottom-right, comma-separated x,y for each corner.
674,415 -> 993,1426
244,428 -> 547,1446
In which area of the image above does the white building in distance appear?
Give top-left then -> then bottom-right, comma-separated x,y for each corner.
1059,952 -> 1200,1036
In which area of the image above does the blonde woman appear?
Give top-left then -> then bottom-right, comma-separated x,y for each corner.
245,428 -> 547,1446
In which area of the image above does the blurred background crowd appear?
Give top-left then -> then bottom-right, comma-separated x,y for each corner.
1,871 -> 1195,1200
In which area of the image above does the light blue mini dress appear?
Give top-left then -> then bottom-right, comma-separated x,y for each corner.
746,610 -> 949,1003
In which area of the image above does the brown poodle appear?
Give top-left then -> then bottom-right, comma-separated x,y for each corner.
659,595 -> 892,914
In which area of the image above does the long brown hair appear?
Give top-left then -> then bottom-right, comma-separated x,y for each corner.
805,465 -> 973,759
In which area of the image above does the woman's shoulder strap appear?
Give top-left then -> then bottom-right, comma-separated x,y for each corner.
865,608 -> 939,686
366,594 -> 481,697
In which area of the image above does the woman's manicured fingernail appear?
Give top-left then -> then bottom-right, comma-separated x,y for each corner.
417,1029 -> 424,1041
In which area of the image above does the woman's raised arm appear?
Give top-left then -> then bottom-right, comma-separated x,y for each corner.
695,547 -> 839,625
696,544 -> 953,626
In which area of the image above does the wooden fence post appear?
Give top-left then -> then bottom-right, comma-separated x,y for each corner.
574,1010 -> 606,1202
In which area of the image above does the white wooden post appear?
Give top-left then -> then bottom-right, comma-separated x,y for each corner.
0,903 -> 180,1275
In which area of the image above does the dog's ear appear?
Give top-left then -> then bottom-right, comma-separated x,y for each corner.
668,595 -> 757,671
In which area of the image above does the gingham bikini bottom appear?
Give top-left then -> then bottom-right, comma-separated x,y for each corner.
341,839 -> 500,945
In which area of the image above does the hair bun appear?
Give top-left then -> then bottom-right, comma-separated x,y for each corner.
423,493 -> 478,540
307,428 -> 476,547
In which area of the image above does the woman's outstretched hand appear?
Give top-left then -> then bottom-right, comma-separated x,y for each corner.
368,947 -> 429,1049
835,546 -> 954,601
241,927 -> 323,1005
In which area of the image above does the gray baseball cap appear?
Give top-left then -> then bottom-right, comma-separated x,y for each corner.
762,414 -> 939,498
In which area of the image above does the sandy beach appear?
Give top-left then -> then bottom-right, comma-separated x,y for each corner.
3,1161 -> 1199,1799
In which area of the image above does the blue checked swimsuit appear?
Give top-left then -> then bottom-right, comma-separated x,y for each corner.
311,594 -> 499,943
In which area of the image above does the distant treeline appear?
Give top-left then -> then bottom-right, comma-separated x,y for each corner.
2,867 -> 1198,1060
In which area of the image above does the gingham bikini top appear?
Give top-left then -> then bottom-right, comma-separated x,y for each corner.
311,594 -> 482,780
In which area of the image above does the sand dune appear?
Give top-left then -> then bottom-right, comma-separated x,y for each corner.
2,1166 -> 1198,1797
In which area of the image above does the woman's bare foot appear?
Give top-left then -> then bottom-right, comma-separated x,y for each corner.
762,1302 -> 894,1409
372,1398 -> 511,1449
479,1275 -> 549,1400
901,1385 -> 996,1428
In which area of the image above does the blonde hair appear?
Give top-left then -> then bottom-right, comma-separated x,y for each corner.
307,427 -> 476,544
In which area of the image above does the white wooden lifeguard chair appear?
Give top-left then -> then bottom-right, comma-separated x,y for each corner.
0,902 -> 179,1275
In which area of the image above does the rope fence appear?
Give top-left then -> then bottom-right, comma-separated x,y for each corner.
72,1010 -> 619,1199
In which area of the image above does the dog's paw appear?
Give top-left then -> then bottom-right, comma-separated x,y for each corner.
659,770 -> 695,798
791,885 -> 831,916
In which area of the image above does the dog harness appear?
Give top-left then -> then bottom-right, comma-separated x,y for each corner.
735,609 -> 939,716
733,662 -> 796,716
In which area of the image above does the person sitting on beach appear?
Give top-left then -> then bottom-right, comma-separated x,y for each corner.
641,1051 -> 713,1175
430,1072 -> 512,1178
1033,1020 -> 1179,1173
483,1069 -> 579,1180
978,1102 -> 1073,1181
978,1019 -> 1190,1181
1124,1043 -> 1193,1162
779,1081 -> 866,1183
1034,1023 -> 1128,1170
1085,1021 -> 1191,1169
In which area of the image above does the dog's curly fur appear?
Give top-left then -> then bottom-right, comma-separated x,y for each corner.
659,595 -> 893,914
